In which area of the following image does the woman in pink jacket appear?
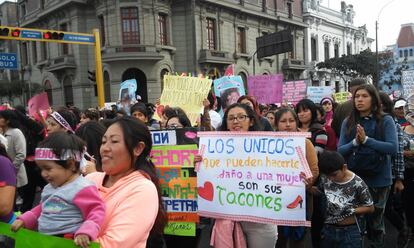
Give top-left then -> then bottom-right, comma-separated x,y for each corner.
87,117 -> 167,248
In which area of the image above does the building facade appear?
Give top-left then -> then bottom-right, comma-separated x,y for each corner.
302,0 -> 373,92
0,1 -> 20,105
379,23 -> 414,95
17,0 -> 308,108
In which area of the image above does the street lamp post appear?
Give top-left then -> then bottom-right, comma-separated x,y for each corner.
375,0 -> 396,88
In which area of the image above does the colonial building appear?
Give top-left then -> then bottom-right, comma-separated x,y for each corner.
379,23 -> 414,95
0,1 -> 20,104
16,0 -> 307,108
303,0 -> 373,92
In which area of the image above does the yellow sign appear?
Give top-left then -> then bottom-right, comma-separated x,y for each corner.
160,75 -> 212,125
333,92 -> 351,104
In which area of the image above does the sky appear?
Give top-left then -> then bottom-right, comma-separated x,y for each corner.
322,0 -> 413,51
0,0 -> 412,51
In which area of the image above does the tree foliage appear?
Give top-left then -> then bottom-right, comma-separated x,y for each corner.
316,49 -> 393,87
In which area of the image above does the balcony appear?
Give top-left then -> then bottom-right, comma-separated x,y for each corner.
101,45 -> 165,63
282,58 -> 308,71
46,55 -> 76,72
199,49 -> 234,64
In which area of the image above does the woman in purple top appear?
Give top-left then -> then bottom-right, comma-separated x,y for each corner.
0,134 -> 16,224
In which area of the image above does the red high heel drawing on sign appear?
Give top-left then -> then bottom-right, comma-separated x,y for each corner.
287,195 -> 303,209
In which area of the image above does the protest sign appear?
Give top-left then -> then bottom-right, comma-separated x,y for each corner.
402,70 -> 414,99
159,75 -> 212,125
117,79 -> 137,113
247,74 -> 283,104
306,86 -> 334,103
282,80 -> 307,105
213,76 -> 246,115
197,132 -> 311,226
0,222 -> 100,248
333,92 -> 351,104
28,92 -> 50,117
150,128 -> 199,236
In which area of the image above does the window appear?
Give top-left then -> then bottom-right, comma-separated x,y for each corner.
20,4 -> 26,16
347,44 -> 352,55
158,14 -> 168,45
60,23 -> 69,55
410,49 -> 413,57
40,0 -> 45,9
21,42 -> 28,66
324,42 -> 329,60
400,50 -> 403,58
63,76 -> 74,106
40,42 -> 47,60
311,37 -> 317,61
237,27 -> 246,53
160,69 -> 169,91
334,44 -> 339,58
44,80 -> 53,105
98,15 -> 106,47
206,18 -> 216,50
325,81 -> 330,86
121,7 -> 140,44
31,42 -> 37,63
287,2 -> 293,19
404,49 -> 408,57
335,81 -> 340,92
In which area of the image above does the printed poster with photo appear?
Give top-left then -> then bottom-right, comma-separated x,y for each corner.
117,79 -> 137,114
213,76 -> 246,116
282,80 -> 308,105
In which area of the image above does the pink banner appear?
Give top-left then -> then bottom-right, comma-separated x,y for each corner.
282,80 -> 308,105
247,74 -> 283,104
28,92 -> 50,117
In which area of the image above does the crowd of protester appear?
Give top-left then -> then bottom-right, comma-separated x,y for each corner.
0,77 -> 412,248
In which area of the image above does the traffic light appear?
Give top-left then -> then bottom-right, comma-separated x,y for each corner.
0,28 -> 9,36
43,31 -> 64,40
88,70 -> 96,82
11,29 -> 20,37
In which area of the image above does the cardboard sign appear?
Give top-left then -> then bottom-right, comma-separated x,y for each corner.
197,132 -> 311,226
333,92 -> 351,104
159,75 -> 212,125
28,92 -> 50,117
0,223 -> 100,248
306,86 -> 334,103
402,70 -> 414,99
282,80 -> 308,105
150,128 -> 199,236
213,76 -> 246,115
247,74 -> 283,104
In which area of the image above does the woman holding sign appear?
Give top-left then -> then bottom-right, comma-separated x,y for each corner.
273,108 -> 319,248
209,103 -> 279,247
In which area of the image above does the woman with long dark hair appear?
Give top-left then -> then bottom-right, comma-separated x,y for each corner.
86,117 -> 167,247
338,84 -> 397,247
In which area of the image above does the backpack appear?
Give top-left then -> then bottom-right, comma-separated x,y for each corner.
346,117 -> 386,177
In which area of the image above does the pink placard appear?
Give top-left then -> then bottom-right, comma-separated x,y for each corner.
28,92 -> 50,117
247,74 -> 284,104
0,105 -> 6,111
282,80 -> 308,105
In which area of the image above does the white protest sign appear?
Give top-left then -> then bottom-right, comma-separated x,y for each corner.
307,86 -> 334,103
197,132 -> 311,226
402,70 -> 414,99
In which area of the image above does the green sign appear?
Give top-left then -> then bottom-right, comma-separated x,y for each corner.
0,223 -> 100,248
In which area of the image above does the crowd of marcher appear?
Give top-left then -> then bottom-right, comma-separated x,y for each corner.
0,77 -> 412,248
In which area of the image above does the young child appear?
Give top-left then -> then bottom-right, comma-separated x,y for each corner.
317,150 -> 374,248
11,132 -> 105,248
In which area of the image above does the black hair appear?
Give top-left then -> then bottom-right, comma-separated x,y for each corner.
348,78 -> 367,88
378,91 -> 395,119
165,110 -> 192,128
207,91 -> 216,109
75,121 -> 106,171
295,99 -> 318,127
68,106 -> 81,125
0,110 -> 21,129
346,84 -> 383,136
315,103 -> 326,125
130,102 -> 149,117
274,108 -> 299,131
37,132 -> 86,172
82,108 -> 100,121
14,105 -> 26,115
101,109 -> 117,119
318,150 -> 346,175
116,109 -> 127,116
53,108 -> 78,131
220,88 -> 239,110
107,117 -> 167,234
219,103 -> 262,131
